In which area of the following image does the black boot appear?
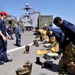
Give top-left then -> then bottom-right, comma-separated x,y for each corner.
35,57 -> 42,65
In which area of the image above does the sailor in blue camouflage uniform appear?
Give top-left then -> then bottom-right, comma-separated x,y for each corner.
15,23 -> 21,47
0,11 -> 12,65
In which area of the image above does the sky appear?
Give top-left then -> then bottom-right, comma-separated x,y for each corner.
0,0 -> 75,27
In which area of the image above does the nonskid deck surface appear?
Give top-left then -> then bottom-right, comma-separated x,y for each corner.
0,31 -> 62,75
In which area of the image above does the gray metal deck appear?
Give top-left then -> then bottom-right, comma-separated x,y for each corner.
0,31 -> 60,75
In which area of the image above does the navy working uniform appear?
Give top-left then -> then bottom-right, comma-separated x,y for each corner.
22,27 -> 24,33
0,18 -> 9,63
48,28 -> 64,44
15,25 -> 21,46
60,20 -> 75,50
7,25 -> 13,39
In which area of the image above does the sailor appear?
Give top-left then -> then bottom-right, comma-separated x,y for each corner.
53,17 -> 75,74
22,27 -> 24,33
53,17 -> 75,50
7,21 -> 14,40
0,11 -> 12,65
15,22 -> 22,47
37,27 -> 47,41
47,28 -> 64,49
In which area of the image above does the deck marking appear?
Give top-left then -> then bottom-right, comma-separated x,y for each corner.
7,43 -> 33,53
